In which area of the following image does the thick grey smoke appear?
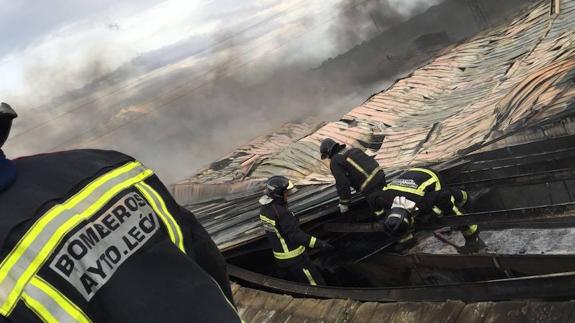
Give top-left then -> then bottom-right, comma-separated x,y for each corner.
331,0 -> 446,52
4,0 -> 536,184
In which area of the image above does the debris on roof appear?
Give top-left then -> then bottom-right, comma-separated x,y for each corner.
172,0 -> 575,250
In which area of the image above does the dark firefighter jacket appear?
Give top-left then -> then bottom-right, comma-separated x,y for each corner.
0,150 -> 240,323
330,148 -> 385,205
367,168 -> 478,236
368,168 -> 443,215
259,197 -> 320,266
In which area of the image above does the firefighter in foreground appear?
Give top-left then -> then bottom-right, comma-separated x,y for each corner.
368,167 -> 487,254
0,103 -> 241,322
320,138 -> 386,215
259,176 -> 332,285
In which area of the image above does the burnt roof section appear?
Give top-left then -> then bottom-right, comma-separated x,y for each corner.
172,0 -> 575,250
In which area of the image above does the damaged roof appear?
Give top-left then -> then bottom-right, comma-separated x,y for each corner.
171,0 -> 575,250
232,283 -> 575,322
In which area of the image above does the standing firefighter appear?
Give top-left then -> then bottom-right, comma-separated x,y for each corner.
320,138 -> 386,214
368,167 -> 487,254
259,176 -> 332,286
0,103 -> 240,322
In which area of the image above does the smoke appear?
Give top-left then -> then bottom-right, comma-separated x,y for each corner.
3,0 -> 535,184
331,0 -> 444,52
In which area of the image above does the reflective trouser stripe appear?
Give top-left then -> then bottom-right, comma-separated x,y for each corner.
302,269 -> 317,286
463,225 -> 479,236
309,237 -> 317,248
433,206 -> 443,216
0,161 -> 153,315
22,276 -> 90,323
273,246 -> 306,260
451,196 -> 463,216
461,190 -> 468,207
451,197 -> 478,236
135,182 -> 185,253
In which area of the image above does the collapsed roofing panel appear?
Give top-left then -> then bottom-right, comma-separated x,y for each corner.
172,0 -> 575,250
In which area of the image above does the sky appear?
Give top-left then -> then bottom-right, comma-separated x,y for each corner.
0,0 -> 442,100
0,0 -> 443,183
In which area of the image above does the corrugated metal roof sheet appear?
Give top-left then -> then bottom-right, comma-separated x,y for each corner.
172,0 -> 575,250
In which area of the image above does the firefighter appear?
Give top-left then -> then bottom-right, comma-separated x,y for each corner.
0,103 -> 241,322
367,167 -> 486,254
320,138 -> 386,215
259,176 -> 332,286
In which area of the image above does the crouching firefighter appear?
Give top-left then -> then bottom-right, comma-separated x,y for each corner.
367,167 -> 487,254
0,103 -> 240,322
320,138 -> 386,215
259,176 -> 333,286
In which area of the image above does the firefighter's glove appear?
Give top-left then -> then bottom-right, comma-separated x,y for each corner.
338,203 -> 349,214
391,196 -> 416,212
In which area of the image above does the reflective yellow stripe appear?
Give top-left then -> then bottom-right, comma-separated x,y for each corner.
309,236 -> 317,248
135,182 -> 185,253
259,215 -> 276,226
346,157 -> 382,192
0,162 -> 153,315
450,196 -> 478,236
23,276 -> 90,323
273,246 -> 306,260
451,196 -> 463,216
432,206 -> 444,216
260,215 -> 290,252
22,291 -> 57,323
410,168 -> 441,191
346,157 -> 369,177
461,190 -> 468,207
418,177 -> 438,193
360,167 -> 382,192
260,215 -> 306,259
275,231 -> 289,253
463,224 -> 478,236
302,268 -> 317,286
384,184 -> 425,196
